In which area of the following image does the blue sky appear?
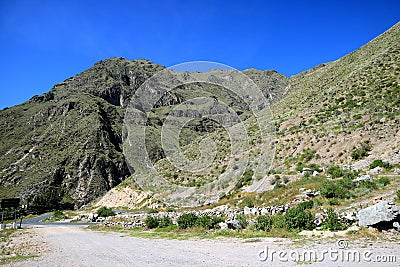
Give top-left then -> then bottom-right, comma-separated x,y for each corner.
0,0 -> 399,109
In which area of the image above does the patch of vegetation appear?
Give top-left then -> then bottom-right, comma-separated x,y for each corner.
235,168 -> 254,189
43,210 -> 67,222
195,216 -> 224,230
320,180 -> 353,199
283,206 -> 315,231
322,208 -> 348,230
255,215 -> 273,231
236,214 -> 248,229
351,141 -> 371,160
97,206 -> 115,217
177,213 -> 199,229
369,159 -> 390,169
145,216 -> 159,229
158,217 -> 173,228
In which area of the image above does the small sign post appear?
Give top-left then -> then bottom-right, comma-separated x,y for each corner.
1,198 -> 20,228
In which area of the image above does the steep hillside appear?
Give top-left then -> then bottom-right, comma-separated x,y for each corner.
272,22 -> 400,170
0,59 -> 287,209
0,59 -> 165,208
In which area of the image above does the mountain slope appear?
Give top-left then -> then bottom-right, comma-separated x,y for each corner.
98,22 -> 400,209
0,59 -> 287,209
272,22 -> 400,169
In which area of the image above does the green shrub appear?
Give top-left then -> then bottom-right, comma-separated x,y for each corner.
241,196 -> 255,208
195,216 -> 223,229
339,178 -> 356,190
342,170 -> 359,180
322,208 -> 347,230
284,207 -> 315,230
328,198 -> 340,205
255,215 -> 273,231
236,215 -> 248,229
177,213 -> 198,229
351,149 -> 368,160
396,190 -> 400,203
97,206 -> 115,217
274,181 -> 285,189
359,180 -> 377,189
351,141 -> 371,160
195,216 -> 213,229
296,162 -> 304,172
297,200 -> 313,211
300,149 -> 317,162
235,169 -> 254,189
377,177 -> 390,186
370,160 -> 390,169
320,181 -> 351,199
53,210 -> 67,220
272,214 -> 285,229
158,217 -> 173,228
145,216 -> 159,229
327,166 -> 343,178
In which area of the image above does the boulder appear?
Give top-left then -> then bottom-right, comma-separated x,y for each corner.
260,208 -> 270,215
353,175 -> 373,183
243,206 -> 251,215
218,222 -> 228,230
226,219 -> 241,229
358,201 -> 400,229
393,221 -> 400,231
368,167 -> 383,175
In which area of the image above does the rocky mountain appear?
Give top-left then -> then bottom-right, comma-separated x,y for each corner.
99,22 -> 400,209
0,59 -> 288,209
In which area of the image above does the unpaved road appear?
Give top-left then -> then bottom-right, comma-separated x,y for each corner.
9,225 -> 400,267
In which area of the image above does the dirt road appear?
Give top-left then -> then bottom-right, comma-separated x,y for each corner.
10,225 -> 400,266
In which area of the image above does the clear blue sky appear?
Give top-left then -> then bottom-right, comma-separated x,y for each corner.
0,0 -> 399,109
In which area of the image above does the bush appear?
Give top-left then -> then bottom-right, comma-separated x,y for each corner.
351,149 -> 368,160
339,178 -> 356,190
235,169 -> 254,189
320,181 -> 351,199
327,166 -> 343,178
359,180 -> 377,189
158,217 -> 173,228
284,207 -> 315,230
272,214 -> 285,229
370,160 -> 390,169
195,216 -> 223,229
241,196 -> 255,208
53,210 -> 67,220
236,215 -> 248,229
351,141 -> 371,160
377,177 -> 390,186
177,213 -> 198,229
97,206 -> 115,217
328,198 -> 340,205
274,181 -> 285,189
322,208 -> 347,230
255,215 -> 273,231
297,200 -> 313,210
145,216 -> 159,229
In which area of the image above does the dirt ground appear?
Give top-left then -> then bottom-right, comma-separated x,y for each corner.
4,225 -> 400,267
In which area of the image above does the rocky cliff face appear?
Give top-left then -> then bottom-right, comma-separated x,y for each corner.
0,58 -> 288,208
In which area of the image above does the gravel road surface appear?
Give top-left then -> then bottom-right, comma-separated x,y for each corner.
8,224 -> 400,267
